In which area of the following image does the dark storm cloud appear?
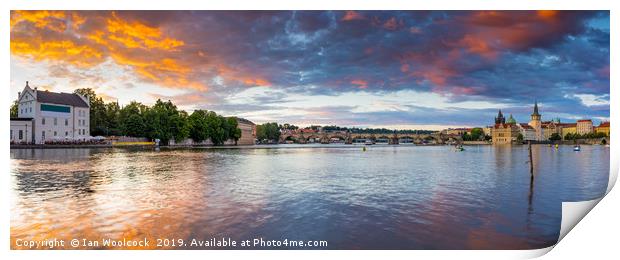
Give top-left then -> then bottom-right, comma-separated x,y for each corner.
11,10 -> 610,126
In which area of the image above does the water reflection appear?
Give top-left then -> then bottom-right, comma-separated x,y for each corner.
10,145 -> 609,249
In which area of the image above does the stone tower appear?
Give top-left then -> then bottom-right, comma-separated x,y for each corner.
528,101 -> 543,141
495,109 -> 505,124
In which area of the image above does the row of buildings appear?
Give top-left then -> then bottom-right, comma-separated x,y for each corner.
491,102 -> 609,144
9,82 -> 256,145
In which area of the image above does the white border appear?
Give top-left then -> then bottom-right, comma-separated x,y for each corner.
2,1 -> 617,259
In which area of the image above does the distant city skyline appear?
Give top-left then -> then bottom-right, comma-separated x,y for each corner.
10,11 -> 610,130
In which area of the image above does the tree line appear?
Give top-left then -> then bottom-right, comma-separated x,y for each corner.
564,132 -> 607,140
10,88 -> 242,145
461,128 -> 486,141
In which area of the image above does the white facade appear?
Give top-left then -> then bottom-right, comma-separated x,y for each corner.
517,124 -> 537,141
10,119 -> 33,144
11,82 -> 90,144
576,120 -> 594,135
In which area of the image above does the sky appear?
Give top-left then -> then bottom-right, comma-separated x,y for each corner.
10,11 -> 610,130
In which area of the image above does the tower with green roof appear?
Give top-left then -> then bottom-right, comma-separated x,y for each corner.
507,114 -> 517,124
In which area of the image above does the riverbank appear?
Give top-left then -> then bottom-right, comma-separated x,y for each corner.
10,141 -> 608,149
10,141 -> 156,149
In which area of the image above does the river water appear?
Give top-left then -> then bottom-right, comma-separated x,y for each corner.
10,144 -> 610,249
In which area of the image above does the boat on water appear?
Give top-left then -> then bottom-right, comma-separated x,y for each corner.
573,145 -> 581,151
455,144 -> 465,152
364,140 -> 373,145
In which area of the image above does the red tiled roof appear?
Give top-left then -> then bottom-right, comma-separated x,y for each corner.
519,123 -> 534,129
599,122 -> 610,127
493,123 -> 517,129
577,119 -> 592,122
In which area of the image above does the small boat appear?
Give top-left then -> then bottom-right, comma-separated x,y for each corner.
455,144 -> 465,152
364,140 -> 373,145
573,145 -> 581,151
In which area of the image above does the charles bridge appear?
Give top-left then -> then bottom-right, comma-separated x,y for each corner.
279,130 -> 462,144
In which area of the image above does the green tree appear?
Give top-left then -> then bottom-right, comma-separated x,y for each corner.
143,99 -> 189,145
104,102 -> 121,136
124,114 -> 146,137
188,110 -> 210,142
256,122 -> 280,142
205,111 -> 227,145
470,128 -> 483,141
10,100 -> 18,118
119,101 -> 147,137
74,88 -> 106,136
549,133 -> 561,141
517,133 -> 524,142
279,123 -> 299,130
176,110 -> 190,142
226,117 -> 242,144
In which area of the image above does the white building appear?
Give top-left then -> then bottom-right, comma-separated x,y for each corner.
10,118 -> 33,144
10,82 -> 90,144
517,123 -> 537,141
576,119 -> 594,135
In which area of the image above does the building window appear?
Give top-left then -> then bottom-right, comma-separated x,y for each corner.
29,107 -> 32,113
54,131 -> 57,136
10,130 -> 13,139
65,131 -> 69,136
65,119 -> 68,126
19,130 -> 23,140
42,131 -> 45,139
54,118 -> 57,126
42,118 -> 45,125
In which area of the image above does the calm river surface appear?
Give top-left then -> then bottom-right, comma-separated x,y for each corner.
10,144 -> 610,249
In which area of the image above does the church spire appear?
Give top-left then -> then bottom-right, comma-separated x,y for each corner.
532,100 -> 540,117
495,109 -> 506,124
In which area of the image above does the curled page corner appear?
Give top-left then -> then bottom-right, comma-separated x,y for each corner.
606,151 -> 619,194
552,144 -> 617,252
558,198 -> 603,243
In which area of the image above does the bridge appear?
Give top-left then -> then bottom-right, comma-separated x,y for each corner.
279,131 -> 462,145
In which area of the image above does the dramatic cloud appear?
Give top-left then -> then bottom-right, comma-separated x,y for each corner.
10,11 -> 610,129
